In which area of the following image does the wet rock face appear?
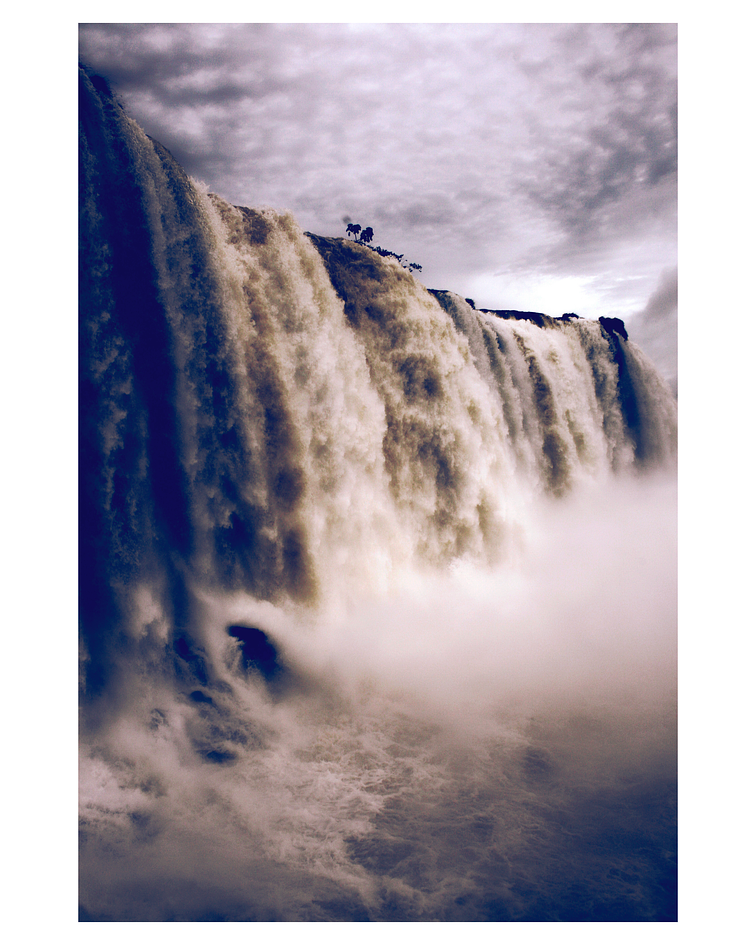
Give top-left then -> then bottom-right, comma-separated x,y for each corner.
227,625 -> 285,685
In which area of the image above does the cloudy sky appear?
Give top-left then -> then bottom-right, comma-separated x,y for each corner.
78,22 -> 677,371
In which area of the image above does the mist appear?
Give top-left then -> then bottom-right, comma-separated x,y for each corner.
80,472 -> 676,921
628,268 -> 678,396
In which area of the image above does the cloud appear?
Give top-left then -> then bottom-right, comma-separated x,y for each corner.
78,23 -> 676,319
513,25 -> 677,258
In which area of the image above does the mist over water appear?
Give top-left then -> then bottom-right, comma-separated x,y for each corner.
78,68 -> 677,922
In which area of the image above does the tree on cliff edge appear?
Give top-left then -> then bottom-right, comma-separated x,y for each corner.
344,222 -> 422,273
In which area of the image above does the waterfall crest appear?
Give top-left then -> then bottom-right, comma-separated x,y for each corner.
80,67 -> 675,685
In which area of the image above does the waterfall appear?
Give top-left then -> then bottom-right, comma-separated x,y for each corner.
78,67 -> 677,922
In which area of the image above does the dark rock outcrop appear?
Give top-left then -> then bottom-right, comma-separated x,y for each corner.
599,316 -> 629,341
227,625 -> 286,687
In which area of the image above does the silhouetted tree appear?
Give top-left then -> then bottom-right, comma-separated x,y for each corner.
344,222 -> 422,274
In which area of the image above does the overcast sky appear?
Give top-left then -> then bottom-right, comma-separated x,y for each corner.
79,22 -> 677,365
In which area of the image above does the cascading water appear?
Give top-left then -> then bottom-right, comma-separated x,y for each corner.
79,67 -> 677,922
